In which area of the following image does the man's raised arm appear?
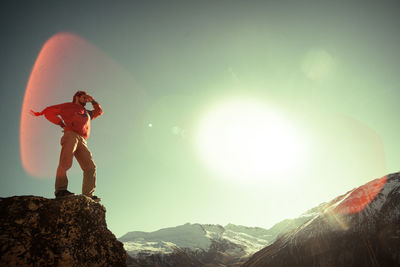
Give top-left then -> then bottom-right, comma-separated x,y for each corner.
86,95 -> 103,120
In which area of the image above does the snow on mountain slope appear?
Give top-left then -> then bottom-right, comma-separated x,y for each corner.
222,224 -> 272,254
225,223 -> 272,240
120,223 -> 212,256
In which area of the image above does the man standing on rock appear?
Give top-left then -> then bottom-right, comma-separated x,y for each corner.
30,91 -> 103,202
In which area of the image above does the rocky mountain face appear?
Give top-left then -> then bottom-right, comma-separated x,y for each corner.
0,195 -> 127,266
243,172 -> 400,267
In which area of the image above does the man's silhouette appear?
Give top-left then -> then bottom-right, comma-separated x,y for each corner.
30,91 -> 103,201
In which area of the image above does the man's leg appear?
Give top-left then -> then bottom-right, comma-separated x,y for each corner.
74,136 -> 96,197
55,131 -> 78,195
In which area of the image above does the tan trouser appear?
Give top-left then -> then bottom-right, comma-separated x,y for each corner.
55,130 -> 96,197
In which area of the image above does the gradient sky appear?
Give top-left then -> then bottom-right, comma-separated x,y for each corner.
1,0 -> 400,238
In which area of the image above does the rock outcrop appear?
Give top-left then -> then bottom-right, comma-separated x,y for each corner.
243,172 -> 400,267
0,195 -> 126,266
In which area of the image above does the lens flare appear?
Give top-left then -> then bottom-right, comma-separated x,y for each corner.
20,32 -> 147,178
333,176 -> 387,215
318,175 -> 387,231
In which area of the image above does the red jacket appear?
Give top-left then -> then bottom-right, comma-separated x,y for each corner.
38,101 -> 103,139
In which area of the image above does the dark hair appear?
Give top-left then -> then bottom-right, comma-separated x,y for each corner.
72,90 -> 87,102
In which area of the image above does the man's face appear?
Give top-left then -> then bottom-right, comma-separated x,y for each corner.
76,94 -> 87,106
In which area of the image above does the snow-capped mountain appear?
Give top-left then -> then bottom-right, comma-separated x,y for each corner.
119,223 -> 272,266
243,172 -> 400,267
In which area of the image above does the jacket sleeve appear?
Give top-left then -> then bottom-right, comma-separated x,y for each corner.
42,104 -> 65,126
88,101 -> 103,120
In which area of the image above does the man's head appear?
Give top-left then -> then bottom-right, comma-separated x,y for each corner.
73,90 -> 88,106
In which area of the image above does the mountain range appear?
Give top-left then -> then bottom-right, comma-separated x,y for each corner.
119,202 -> 320,266
120,223 -> 270,266
120,172 -> 400,267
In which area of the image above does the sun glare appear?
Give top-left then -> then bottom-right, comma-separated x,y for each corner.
196,99 -> 307,182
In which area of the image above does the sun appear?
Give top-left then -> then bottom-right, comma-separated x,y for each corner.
196,99 -> 307,182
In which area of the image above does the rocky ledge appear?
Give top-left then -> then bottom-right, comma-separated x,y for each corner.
0,195 -> 126,266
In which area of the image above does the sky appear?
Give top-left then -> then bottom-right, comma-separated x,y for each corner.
1,0 -> 400,238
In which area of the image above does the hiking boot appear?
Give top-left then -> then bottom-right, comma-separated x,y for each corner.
90,195 -> 101,202
55,190 -> 75,199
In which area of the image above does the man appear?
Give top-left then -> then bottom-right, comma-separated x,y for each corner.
30,91 -> 104,201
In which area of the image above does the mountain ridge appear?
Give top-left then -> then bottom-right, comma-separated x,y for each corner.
243,172 -> 400,267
